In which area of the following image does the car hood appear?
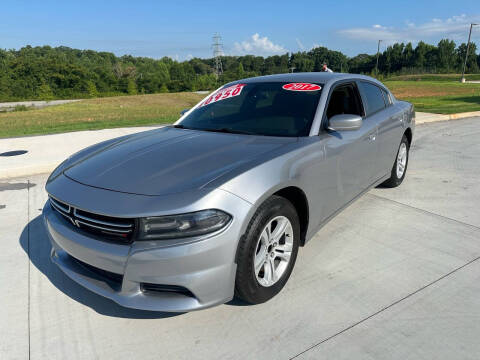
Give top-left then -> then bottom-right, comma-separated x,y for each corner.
64,127 -> 295,196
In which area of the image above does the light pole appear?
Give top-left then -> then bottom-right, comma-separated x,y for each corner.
461,23 -> 478,83
375,40 -> 383,76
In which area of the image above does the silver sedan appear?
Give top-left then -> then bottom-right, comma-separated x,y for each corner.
43,72 -> 414,311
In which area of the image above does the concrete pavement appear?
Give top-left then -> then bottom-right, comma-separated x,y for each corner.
0,126 -> 160,179
1,118 -> 480,359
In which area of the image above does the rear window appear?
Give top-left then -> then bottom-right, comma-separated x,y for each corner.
179,82 -> 323,137
358,81 -> 386,116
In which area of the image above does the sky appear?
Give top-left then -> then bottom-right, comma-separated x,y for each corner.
1,0 -> 480,60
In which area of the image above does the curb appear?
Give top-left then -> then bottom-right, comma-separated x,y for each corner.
416,111 -> 480,125
0,163 -> 60,180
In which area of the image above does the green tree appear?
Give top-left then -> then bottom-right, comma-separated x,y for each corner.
1,41 -> 479,102
290,52 -> 314,72
127,78 -> 137,95
236,62 -> 245,78
437,39 -> 456,72
456,42 -> 479,73
36,83 -> 54,100
348,54 -> 375,74
86,80 -> 99,98
403,43 -> 414,69
159,83 -> 169,93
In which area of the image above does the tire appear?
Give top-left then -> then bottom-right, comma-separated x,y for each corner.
381,134 -> 410,188
235,195 -> 300,304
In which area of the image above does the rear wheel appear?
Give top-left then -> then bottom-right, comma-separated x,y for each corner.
381,134 -> 409,188
235,196 -> 300,304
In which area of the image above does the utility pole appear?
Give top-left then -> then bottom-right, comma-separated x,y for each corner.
461,23 -> 478,83
212,33 -> 224,79
375,40 -> 383,77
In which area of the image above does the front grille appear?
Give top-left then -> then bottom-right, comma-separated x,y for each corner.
49,196 -> 135,243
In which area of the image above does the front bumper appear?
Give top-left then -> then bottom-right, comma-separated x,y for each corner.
42,188 -> 252,312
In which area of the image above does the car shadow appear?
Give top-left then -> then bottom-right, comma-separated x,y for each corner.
225,298 -> 250,306
440,95 -> 480,105
20,215 -> 184,319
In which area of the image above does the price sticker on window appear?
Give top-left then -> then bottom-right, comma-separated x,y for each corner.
200,84 -> 246,107
282,83 -> 321,91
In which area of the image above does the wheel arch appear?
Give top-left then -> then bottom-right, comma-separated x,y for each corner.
404,127 -> 413,146
272,186 -> 309,246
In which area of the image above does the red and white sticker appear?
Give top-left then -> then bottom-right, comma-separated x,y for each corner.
282,83 -> 321,91
200,84 -> 246,107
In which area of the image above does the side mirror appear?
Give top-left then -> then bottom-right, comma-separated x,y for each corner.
180,108 -> 190,116
328,114 -> 363,131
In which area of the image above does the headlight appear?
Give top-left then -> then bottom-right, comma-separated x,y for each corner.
138,209 -> 231,240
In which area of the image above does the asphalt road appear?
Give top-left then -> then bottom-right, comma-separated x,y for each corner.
1,117 -> 480,360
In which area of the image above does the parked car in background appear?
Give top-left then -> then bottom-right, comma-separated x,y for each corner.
43,73 -> 414,311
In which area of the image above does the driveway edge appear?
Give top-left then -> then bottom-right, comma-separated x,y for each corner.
416,111 -> 480,124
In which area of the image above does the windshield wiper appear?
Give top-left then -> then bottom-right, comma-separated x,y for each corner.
202,128 -> 257,135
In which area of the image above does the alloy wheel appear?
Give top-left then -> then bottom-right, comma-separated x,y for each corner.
253,216 -> 294,287
396,142 -> 408,178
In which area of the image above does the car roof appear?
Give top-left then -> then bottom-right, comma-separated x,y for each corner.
228,72 -> 386,89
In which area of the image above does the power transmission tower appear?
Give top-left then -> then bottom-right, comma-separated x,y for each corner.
212,33 -> 224,78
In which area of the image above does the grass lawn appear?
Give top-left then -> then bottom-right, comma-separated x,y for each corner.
402,95 -> 480,114
0,92 -> 204,138
384,74 -> 480,114
385,73 -> 480,82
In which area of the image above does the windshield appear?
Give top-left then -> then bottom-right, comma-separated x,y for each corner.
178,82 -> 323,137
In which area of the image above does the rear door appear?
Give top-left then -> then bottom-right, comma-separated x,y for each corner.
377,87 -> 405,176
357,81 -> 391,181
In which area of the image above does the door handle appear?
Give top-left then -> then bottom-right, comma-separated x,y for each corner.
368,133 -> 376,141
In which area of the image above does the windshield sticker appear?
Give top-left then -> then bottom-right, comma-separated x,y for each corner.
200,84 -> 247,107
282,83 -> 321,91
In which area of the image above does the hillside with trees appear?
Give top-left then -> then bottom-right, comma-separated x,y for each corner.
0,40 -> 479,102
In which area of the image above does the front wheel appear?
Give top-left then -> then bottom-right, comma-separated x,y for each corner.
235,196 -> 300,304
381,134 -> 410,188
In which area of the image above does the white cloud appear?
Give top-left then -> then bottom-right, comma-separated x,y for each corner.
338,14 -> 480,45
233,33 -> 288,55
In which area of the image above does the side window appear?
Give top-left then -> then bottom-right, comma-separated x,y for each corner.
326,83 -> 364,119
358,82 -> 386,116
381,88 -> 392,106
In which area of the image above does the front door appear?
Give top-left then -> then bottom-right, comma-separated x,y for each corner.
321,82 -> 378,213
